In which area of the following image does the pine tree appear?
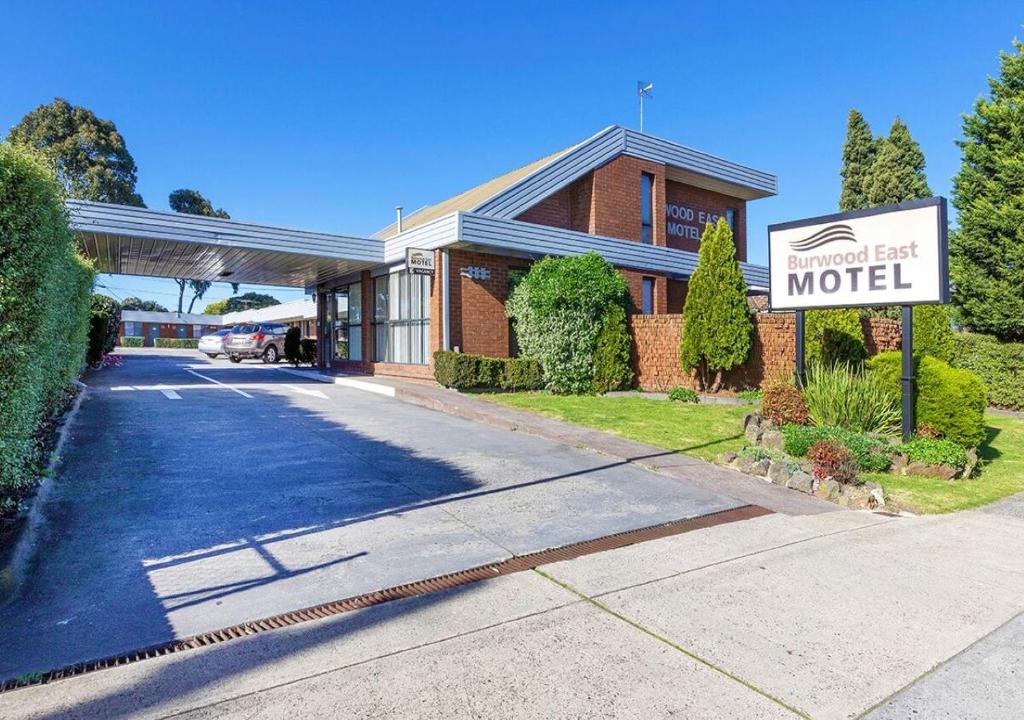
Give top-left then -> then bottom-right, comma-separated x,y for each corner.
862,118 -> 932,206
839,109 -> 877,212
680,218 -> 752,392
950,40 -> 1024,340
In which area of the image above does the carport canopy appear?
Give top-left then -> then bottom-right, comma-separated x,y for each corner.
68,199 -> 385,289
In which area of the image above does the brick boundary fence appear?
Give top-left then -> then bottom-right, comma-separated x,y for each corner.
629,314 -> 902,392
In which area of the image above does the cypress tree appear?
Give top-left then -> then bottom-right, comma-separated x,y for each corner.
862,118 -> 932,206
839,109 -> 877,212
680,218 -> 752,392
950,40 -> 1024,340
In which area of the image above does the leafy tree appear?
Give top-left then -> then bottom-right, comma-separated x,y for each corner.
950,40 -> 1024,340
168,189 -> 230,312
223,292 -> 279,313
839,109 -> 877,212
168,188 -> 230,218
862,118 -> 931,206
679,218 -> 752,392
121,296 -> 168,312
506,252 -> 630,394
6,98 -> 144,206
203,299 -> 230,315
592,304 -> 634,393
913,304 -> 955,363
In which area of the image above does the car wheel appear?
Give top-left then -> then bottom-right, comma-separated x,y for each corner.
229,355 -> 242,364
263,345 -> 279,364
206,353 -> 219,359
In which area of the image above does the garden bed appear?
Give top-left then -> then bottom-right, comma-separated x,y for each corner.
481,392 -> 1024,514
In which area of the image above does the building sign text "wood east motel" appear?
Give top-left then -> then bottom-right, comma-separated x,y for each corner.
767,197 -> 949,311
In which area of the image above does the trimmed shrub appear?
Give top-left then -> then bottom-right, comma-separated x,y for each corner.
868,352 -> 987,447
781,424 -> 893,472
738,389 -> 763,402
667,387 -> 700,403
679,217 -> 752,391
805,309 -> 866,366
153,338 -> 199,349
807,439 -> 860,484
913,305 -> 955,363
87,294 -> 121,365
952,333 -> 1024,410
592,304 -> 633,393
433,351 -> 543,391
803,362 -> 900,435
284,326 -> 302,366
897,438 -> 969,473
1,143 -> 94,518
119,336 -> 144,347
762,383 -> 809,426
299,338 -> 317,366
506,252 -> 629,395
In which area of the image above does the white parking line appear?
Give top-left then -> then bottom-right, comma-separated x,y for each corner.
184,369 -> 253,398
285,384 -> 328,400
158,388 -> 182,400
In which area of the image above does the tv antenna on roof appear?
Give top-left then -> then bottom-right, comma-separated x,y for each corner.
637,81 -> 654,133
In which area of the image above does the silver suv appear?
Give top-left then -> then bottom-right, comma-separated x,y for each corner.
224,322 -> 289,363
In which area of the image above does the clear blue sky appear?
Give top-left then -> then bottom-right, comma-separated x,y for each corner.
2,1 -> 1020,309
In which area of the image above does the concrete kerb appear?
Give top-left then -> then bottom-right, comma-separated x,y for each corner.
0,381 -> 89,606
275,366 -> 396,398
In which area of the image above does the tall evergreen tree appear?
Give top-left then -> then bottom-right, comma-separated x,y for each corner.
950,40 -> 1024,340
680,218 -> 751,392
7,98 -> 144,206
168,189 -> 230,313
839,109 -> 877,212
862,118 -> 932,206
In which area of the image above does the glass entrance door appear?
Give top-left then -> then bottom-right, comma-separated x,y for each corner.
331,283 -> 362,363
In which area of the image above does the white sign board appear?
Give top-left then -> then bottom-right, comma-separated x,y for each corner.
768,198 -> 948,311
405,247 -> 435,276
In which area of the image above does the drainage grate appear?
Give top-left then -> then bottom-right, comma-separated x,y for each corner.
0,504 -> 769,693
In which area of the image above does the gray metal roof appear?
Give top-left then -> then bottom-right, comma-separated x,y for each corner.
121,310 -> 222,324
454,212 -> 770,288
69,200 -> 385,288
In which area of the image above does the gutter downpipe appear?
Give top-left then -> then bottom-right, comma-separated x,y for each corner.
442,249 -> 450,350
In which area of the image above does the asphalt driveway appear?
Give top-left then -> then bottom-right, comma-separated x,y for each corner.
0,349 -> 743,680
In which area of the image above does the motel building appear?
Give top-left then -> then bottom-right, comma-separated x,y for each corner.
72,125 -> 776,378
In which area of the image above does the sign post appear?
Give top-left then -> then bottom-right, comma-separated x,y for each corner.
768,197 -> 949,441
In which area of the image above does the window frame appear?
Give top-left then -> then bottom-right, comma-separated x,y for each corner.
640,172 -> 655,245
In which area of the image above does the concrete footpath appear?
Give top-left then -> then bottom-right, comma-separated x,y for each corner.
4,501 -> 1024,719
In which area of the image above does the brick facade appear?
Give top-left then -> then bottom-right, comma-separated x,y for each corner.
664,180 -> 747,260
630,314 -> 903,392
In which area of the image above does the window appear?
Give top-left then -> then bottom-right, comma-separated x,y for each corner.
640,173 -> 654,244
642,277 -> 655,315
725,208 -> 737,234
373,271 -> 431,364
124,321 -> 138,336
192,325 -> 203,338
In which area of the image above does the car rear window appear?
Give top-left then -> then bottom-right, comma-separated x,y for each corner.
233,324 -> 259,334
214,329 -> 231,336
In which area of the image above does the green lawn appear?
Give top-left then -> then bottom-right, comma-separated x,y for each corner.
482,392 -> 1024,515
482,393 -> 751,461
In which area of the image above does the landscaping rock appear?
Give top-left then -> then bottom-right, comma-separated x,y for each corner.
786,471 -> 814,494
742,412 -> 761,431
840,484 -> 871,509
891,454 -> 909,474
816,478 -> 842,501
907,461 -> 958,482
733,455 -> 756,474
744,423 -> 763,445
716,451 -> 738,466
761,430 -> 784,452
767,460 -> 792,485
963,448 -> 979,478
868,486 -> 886,509
750,459 -> 770,477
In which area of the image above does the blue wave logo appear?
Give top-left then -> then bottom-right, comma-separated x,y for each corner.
790,224 -> 856,252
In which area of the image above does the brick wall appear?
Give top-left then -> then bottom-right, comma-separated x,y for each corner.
445,248 -> 530,357
664,180 -> 747,261
630,314 -> 902,391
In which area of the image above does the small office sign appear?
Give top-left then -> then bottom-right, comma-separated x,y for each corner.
768,197 -> 949,311
405,247 -> 435,276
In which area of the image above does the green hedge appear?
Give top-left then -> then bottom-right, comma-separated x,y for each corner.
119,336 -> 144,347
952,332 -> 1024,410
592,304 -> 634,393
153,338 -> 199,349
897,438 -> 969,472
781,424 -> 893,472
433,351 -> 544,391
88,293 -> 121,364
867,352 -> 987,447
1,143 -> 94,518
